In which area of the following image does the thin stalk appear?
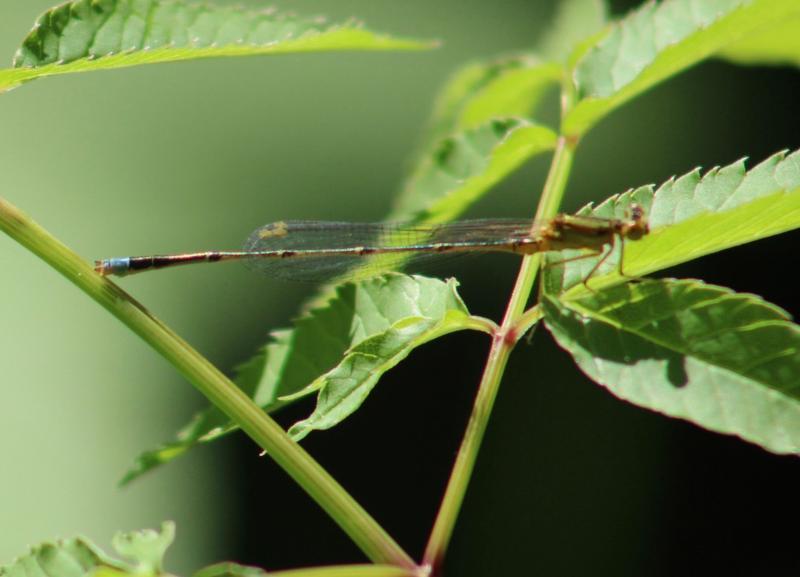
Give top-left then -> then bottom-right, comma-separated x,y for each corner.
0,197 -> 414,569
513,304 -> 543,342
422,135 -> 575,569
270,564 -> 415,577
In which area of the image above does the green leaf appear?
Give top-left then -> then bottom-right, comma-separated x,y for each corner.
111,522 -> 175,574
0,524 -> 175,577
391,119 -> 558,222
543,279 -> 800,454
423,56 -> 562,146
287,310 -> 469,441
193,563 -> 266,577
419,0 -> 607,145
446,60 -> 561,137
718,14 -> 800,66
123,274 -> 487,482
0,0 -> 433,93
564,0 -> 800,136
267,275 -> 480,441
0,540 -> 122,577
544,149 -> 800,298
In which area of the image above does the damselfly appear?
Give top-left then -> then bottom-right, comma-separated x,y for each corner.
95,204 -> 648,283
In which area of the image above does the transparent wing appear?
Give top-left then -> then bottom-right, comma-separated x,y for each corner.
242,219 -> 536,281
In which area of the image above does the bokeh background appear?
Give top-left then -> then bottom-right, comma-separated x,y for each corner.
1,1 -> 798,575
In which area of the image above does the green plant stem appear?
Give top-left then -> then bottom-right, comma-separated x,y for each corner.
459,315 -> 499,335
270,564 -> 415,577
513,304 -> 543,342
0,196 -> 414,570
422,136 -> 575,568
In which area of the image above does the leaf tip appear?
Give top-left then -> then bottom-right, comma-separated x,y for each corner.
287,422 -> 311,442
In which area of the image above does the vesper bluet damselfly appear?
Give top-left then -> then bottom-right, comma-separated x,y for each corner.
95,205 -> 648,283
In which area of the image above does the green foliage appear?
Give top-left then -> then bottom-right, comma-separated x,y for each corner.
544,280 -> 800,453
111,523 -> 174,574
5,0 -> 796,495
422,0 -> 607,143
392,119 -> 557,222
2,0 -> 800,573
0,525 -> 409,577
719,14 -> 800,66
192,563 -> 267,577
0,539 -> 121,577
299,119 -> 557,311
0,0 -> 433,93
113,0 -> 800,487
123,274 -> 488,483
565,0 -> 800,135
422,57 -> 562,147
544,150 -> 800,297
0,524 -> 174,577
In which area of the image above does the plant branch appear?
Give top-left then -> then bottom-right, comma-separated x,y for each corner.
0,196 -> 414,570
422,135 -> 575,569
513,305 -> 543,342
268,564 -> 416,577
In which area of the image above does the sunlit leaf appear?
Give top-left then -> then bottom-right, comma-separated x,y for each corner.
392,119 -> 557,222
419,0 -> 607,147
718,13 -> 800,67
564,0 -> 800,136
423,56 -> 561,146
123,274 -> 487,482
544,149 -> 800,298
544,279 -> 800,454
0,0 -> 433,93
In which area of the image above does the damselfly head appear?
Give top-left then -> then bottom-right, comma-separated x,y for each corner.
623,203 -> 649,239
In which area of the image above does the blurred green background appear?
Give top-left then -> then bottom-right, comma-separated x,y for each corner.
1,1 -> 798,576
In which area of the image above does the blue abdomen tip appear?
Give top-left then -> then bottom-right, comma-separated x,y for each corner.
105,257 -> 131,276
